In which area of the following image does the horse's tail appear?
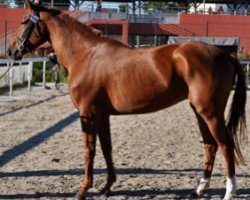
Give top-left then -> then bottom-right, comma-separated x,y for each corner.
227,55 -> 247,165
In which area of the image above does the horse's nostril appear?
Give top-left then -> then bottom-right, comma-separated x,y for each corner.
13,49 -> 23,60
14,49 -> 20,57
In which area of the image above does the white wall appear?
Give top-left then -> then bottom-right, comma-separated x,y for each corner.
0,63 -> 31,87
189,3 -> 226,13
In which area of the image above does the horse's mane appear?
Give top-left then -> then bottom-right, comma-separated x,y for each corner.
51,8 -> 125,46
40,6 -> 126,47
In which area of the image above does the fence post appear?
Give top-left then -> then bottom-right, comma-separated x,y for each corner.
5,20 -> 7,57
19,62 -> 23,84
247,64 -> 249,89
43,60 -> 46,87
9,63 -> 13,96
206,20 -> 209,37
154,35 -> 157,46
136,35 -> 140,48
28,62 -> 32,91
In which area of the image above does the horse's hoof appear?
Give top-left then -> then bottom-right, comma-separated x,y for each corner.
73,195 -> 85,200
100,187 -> 112,197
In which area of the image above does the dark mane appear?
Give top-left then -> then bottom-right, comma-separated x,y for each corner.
36,4 -> 61,15
36,5 -> 92,35
44,7 -> 126,47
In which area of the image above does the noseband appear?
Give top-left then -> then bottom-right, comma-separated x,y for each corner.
17,13 -> 41,52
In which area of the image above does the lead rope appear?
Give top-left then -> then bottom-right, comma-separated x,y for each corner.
0,60 -> 16,80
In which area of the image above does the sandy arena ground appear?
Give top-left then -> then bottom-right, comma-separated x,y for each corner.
0,83 -> 249,200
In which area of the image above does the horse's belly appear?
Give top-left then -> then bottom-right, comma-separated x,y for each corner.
111,90 -> 187,115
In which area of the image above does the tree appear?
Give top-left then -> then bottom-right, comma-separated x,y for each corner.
142,1 -> 187,13
13,0 -> 71,9
0,0 -> 9,6
118,4 -> 126,12
43,0 -> 71,9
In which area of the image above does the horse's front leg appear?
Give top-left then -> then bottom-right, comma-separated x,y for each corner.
76,115 -> 97,200
96,113 -> 116,196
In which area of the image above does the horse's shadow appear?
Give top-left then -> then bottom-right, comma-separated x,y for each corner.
0,188 -> 249,199
0,167 -> 249,199
0,167 -> 203,178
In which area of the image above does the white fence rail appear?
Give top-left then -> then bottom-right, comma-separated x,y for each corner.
0,57 -> 249,97
0,57 -> 48,96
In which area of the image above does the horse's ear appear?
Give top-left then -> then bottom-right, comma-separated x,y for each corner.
25,0 -> 39,11
90,27 -> 103,36
34,0 -> 42,5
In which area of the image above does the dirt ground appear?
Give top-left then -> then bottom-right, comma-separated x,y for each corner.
0,83 -> 249,200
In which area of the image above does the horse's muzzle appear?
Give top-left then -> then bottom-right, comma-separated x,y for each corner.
7,48 -> 23,60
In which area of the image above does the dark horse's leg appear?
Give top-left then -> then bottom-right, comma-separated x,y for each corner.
96,113 -> 116,196
76,115 -> 97,200
191,105 -> 218,196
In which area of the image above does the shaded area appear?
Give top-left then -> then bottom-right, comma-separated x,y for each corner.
2,167 -> 248,179
0,167 -> 203,178
109,188 -> 250,199
0,188 -> 249,199
0,192 -> 74,199
0,111 -> 79,167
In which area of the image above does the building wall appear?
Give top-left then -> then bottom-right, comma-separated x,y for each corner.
0,7 -> 26,33
2,8 -> 250,53
179,13 -> 250,53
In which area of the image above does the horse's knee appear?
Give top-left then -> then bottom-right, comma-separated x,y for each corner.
80,115 -> 96,132
83,142 -> 96,158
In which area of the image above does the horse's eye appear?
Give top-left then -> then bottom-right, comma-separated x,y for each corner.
21,14 -> 31,25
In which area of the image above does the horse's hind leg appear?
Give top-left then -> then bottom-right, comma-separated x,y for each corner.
198,112 -> 236,200
96,113 -> 116,196
205,116 -> 236,200
191,105 -> 218,197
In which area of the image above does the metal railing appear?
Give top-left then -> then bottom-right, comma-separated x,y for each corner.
78,11 -> 178,24
0,57 -> 48,96
129,13 -> 178,24
86,11 -> 128,20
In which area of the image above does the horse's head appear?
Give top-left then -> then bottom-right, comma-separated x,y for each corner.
8,0 -> 48,60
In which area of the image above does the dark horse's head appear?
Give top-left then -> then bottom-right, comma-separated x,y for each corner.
8,0 -> 49,60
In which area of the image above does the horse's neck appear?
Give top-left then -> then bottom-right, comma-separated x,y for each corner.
43,12 -> 95,72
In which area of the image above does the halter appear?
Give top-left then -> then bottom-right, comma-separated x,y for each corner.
1,14 -> 41,80
16,13 -> 41,53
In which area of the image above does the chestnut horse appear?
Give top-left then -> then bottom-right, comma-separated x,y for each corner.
7,1 -> 247,199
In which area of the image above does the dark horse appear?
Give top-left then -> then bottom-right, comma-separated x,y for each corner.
7,1 -> 247,199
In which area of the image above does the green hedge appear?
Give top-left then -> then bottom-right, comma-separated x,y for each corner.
32,61 -> 68,83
